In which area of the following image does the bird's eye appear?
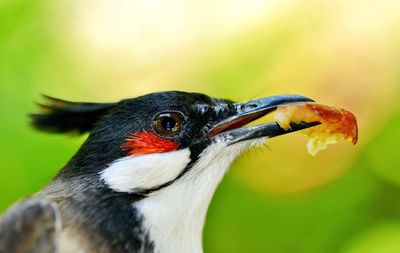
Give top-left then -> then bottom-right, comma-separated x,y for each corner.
153,112 -> 184,136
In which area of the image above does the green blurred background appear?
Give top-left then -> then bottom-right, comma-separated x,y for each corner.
1,0 -> 400,252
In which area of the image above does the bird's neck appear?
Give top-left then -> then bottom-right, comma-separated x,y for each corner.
134,143 -> 241,253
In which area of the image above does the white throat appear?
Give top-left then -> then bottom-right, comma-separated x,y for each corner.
135,139 -> 264,253
101,138 -> 266,253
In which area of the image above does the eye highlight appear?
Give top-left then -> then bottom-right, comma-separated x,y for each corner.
153,112 -> 184,136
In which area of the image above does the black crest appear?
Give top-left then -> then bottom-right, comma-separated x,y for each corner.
30,95 -> 116,134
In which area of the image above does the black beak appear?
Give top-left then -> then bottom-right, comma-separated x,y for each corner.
208,94 -> 318,145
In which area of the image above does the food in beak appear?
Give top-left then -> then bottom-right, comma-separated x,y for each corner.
274,102 -> 358,156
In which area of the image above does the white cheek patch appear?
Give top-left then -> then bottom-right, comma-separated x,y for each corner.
100,149 -> 191,193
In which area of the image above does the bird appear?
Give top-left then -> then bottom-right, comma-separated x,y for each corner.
0,91 -> 315,253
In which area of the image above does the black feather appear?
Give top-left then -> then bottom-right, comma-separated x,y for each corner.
30,95 -> 116,134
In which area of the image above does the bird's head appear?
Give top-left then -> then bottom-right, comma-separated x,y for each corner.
32,91 -> 314,197
32,91 -> 317,251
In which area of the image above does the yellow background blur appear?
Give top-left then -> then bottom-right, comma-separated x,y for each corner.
1,1 -> 400,252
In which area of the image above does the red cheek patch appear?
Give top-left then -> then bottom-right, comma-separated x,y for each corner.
121,131 -> 179,156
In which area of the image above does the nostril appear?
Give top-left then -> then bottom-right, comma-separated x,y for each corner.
244,103 -> 258,110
